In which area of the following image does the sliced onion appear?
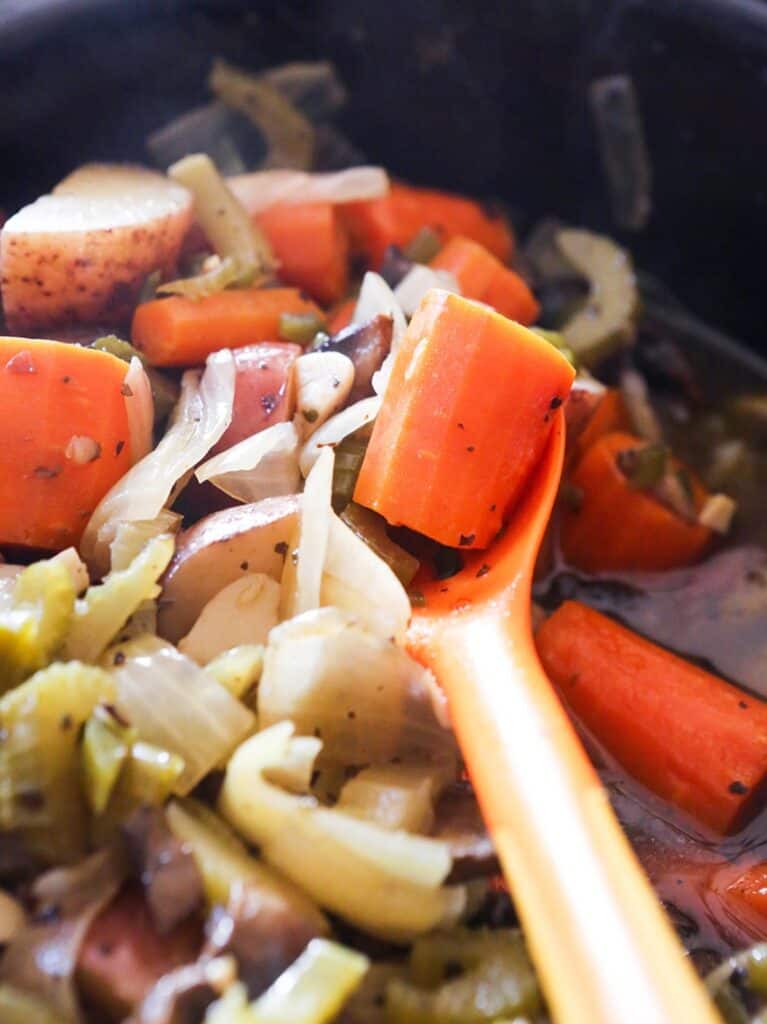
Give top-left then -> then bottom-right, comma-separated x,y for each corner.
179,573 -> 280,665
280,447 -> 334,620
259,607 -> 455,768
109,510 -> 182,572
294,351 -> 355,438
299,397 -> 381,477
124,356 -> 154,463
110,634 -> 255,794
81,349 -> 235,576
0,847 -> 125,1023
321,513 -> 410,640
196,421 -> 301,504
353,272 -> 407,344
228,167 -> 389,215
393,265 -> 460,317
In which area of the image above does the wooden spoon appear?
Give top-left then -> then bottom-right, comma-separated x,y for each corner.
407,408 -> 719,1024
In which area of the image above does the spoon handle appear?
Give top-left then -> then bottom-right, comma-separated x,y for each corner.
430,614 -> 720,1024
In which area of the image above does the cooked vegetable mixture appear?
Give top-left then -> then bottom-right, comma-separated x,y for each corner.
0,58 -> 766,1024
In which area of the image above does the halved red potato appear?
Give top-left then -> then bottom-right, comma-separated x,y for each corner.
212,342 -> 301,454
158,494 -> 299,642
0,164 -> 192,332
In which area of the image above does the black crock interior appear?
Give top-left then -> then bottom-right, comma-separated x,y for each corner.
1,0 -> 766,354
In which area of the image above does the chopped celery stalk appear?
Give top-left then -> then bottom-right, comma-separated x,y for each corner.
169,152 -> 275,285
0,662 -> 115,864
91,740 -> 184,845
387,928 -> 541,1024
706,943 -> 767,1023
81,707 -> 134,815
62,534 -> 174,663
250,939 -> 368,1024
165,797 -> 327,929
210,58 -> 315,171
556,228 -> 638,367
0,561 -> 75,691
205,644 -> 264,701
92,335 -> 179,423
616,442 -> 669,490
279,312 -> 329,346
157,255 -> 244,300
332,434 -> 369,511
91,334 -> 136,361
405,227 -> 443,264
340,503 -> 419,586
530,328 -> 577,369
0,985 -> 68,1024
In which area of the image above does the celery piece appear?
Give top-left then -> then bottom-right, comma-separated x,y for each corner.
62,534 -> 174,663
81,707 -> 135,815
387,928 -> 541,1024
529,328 -> 577,369
0,662 -> 115,863
166,797 -> 326,929
91,740 -> 184,844
405,227 -> 443,264
331,434 -> 369,511
169,152 -> 275,285
0,561 -> 75,691
556,228 -> 639,367
157,255 -> 244,300
0,985 -> 68,1024
205,644 -> 264,702
279,312 -> 329,347
340,503 -> 419,586
251,939 -> 368,1024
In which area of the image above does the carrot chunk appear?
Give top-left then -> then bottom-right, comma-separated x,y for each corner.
0,337 -> 133,551
536,600 -> 767,835
342,182 -> 513,268
431,236 -> 539,324
560,431 -> 712,573
327,297 -> 356,335
131,288 -> 323,367
571,388 -> 630,462
354,289 -> 574,549
256,202 -> 349,305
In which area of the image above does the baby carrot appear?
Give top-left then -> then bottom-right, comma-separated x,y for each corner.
0,337 -> 134,550
536,600 -> 767,835
131,287 -> 323,367
354,289 -> 574,548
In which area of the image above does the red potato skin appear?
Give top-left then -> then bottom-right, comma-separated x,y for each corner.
76,885 -> 203,1021
212,341 -> 301,454
0,208 -> 192,333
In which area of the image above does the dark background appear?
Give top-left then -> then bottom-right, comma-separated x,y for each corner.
1,0 -> 766,351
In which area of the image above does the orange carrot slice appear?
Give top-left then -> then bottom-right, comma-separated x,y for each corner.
431,235 -> 539,324
256,202 -> 349,305
561,431 -> 711,573
537,600 -> 767,835
0,337 -> 134,550
342,182 -> 513,268
354,289 -> 574,548
131,288 -> 323,367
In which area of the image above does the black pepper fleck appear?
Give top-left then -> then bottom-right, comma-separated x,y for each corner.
274,541 -> 289,556
240,561 -> 249,571
466,445 -> 475,453
459,533 -> 475,546
550,396 -> 563,410
121,383 -> 133,397
476,563 -> 491,578
729,781 -> 749,795
113,651 -> 126,666
115,440 -> 125,456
